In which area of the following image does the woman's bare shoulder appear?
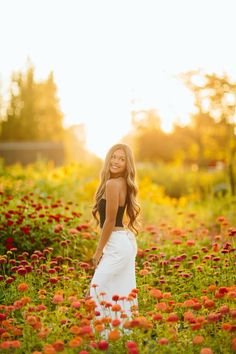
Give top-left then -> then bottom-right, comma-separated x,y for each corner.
105,178 -> 124,193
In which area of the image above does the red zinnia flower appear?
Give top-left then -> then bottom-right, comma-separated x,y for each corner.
158,338 -> 168,345
98,340 -> 109,350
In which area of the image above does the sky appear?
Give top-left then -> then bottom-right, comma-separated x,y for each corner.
1,0 -> 236,158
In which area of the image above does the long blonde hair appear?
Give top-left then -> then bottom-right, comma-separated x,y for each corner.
92,143 -> 140,234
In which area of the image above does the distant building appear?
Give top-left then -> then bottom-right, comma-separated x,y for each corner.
208,160 -> 226,171
0,141 -> 64,166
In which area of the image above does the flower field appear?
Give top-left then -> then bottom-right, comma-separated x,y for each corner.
0,161 -> 235,353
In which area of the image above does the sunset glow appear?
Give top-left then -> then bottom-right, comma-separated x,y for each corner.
1,0 -> 236,158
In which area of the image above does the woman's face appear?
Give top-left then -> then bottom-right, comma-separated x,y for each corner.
109,148 -> 126,177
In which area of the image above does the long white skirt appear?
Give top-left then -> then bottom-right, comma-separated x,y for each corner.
89,229 -> 138,322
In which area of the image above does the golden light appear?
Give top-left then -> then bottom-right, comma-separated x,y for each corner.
0,0 -> 236,158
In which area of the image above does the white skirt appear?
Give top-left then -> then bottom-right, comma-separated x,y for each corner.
89,229 -> 138,322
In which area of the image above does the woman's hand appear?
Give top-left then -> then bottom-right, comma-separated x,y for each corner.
92,249 -> 103,268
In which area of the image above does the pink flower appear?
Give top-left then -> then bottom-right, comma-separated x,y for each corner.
54,224 -> 64,233
52,294 -> 64,304
159,338 -> 168,345
200,348 -> 213,354
71,301 -> 81,309
68,228 -> 79,234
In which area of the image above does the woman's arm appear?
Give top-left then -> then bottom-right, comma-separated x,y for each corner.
92,179 -> 120,267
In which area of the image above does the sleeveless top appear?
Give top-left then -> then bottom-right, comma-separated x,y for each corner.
98,198 -> 126,228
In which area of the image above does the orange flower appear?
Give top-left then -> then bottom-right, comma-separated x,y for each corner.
192,335 -> 204,344
221,323 -> 232,331
135,316 -> 153,329
120,312 -> 128,319
84,299 -> 96,311
52,340 -> 64,352
1,332 -> 10,339
208,285 -> 217,292
95,324 -> 105,332
172,239 -> 182,245
26,315 -> 38,326
139,269 -> 149,276
228,291 -> 236,299
203,300 -> 215,309
101,316 -> 112,324
0,341 -> 11,349
200,348 -> 213,354
70,325 -> 81,335
68,337 -> 83,348
186,239 -> 195,246
196,316 -> 205,324
38,289 -> 47,296
155,302 -> 168,312
37,327 -> 51,339
123,320 -> 132,329
217,216 -> 226,223
68,295 -> 77,302
111,304 -> 121,312
21,296 -> 31,305
80,318 -> 90,326
43,344 -> 56,353
184,299 -> 196,308
232,338 -> 236,351
17,283 -> 28,292
112,319 -> 121,327
12,327 -> 23,336
108,329 -> 120,341
149,288 -> 163,299
212,243 -> 219,252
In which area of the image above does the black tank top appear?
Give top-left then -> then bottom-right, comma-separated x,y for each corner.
98,198 -> 126,228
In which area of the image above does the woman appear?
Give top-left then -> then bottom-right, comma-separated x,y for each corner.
89,143 -> 140,323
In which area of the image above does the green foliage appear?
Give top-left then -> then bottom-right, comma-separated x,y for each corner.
0,161 -> 235,353
127,71 -> 236,198
0,62 -> 64,142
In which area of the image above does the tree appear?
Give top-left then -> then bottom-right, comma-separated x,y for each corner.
34,72 -> 64,141
181,70 -> 236,194
131,109 -> 174,163
0,62 -> 64,142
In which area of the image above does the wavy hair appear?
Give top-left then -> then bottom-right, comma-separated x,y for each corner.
92,143 -> 140,234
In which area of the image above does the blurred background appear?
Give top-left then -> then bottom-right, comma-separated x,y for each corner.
0,0 -> 235,224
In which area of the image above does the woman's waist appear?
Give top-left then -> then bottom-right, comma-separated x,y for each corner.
113,226 -> 126,231
99,226 -> 126,232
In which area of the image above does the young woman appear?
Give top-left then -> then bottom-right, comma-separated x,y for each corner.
88,143 -> 140,322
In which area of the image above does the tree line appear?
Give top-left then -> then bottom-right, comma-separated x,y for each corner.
123,71 -> 236,194
0,61 -> 92,163
0,64 -> 235,193
0,62 -> 64,142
